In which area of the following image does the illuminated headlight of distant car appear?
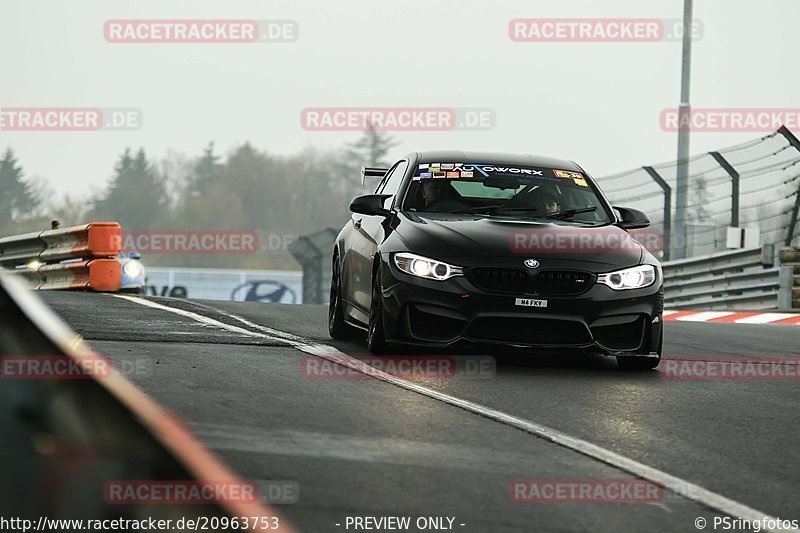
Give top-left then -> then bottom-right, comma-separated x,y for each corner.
393,253 -> 462,281
122,260 -> 143,279
597,265 -> 656,290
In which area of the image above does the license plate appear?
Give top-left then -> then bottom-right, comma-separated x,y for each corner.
515,298 -> 548,308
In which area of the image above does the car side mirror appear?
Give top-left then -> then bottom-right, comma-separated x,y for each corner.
614,206 -> 650,229
350,194 -> 392,217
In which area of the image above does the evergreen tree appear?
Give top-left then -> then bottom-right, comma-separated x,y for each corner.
90,148 -> 168,230
0,148 -> 39,227
345,122 -> 399,168
190,142 -> 222,197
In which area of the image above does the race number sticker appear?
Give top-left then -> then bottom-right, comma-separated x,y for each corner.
553,169 -> 588,186
515,298 -> 548,308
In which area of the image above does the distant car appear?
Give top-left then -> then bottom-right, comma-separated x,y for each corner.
329,151 -> 663,370
119,251 -> 146,294
231,280 -> 297,304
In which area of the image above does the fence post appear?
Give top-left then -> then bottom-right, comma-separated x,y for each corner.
778,126 -> 800,246
288,228 -> 338,304
778,266 -> 794,310
643,166 -> 671,261
709,151 -> 740,228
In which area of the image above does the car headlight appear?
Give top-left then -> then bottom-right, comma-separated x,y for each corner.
123,260 -> 143,278
597,264 -> 656,290
393,253 -> 463,281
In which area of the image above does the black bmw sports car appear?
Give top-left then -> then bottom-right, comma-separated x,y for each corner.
329,151 -> 663,370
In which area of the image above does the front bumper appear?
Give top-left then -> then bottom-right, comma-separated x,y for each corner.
379,259 -> 663,356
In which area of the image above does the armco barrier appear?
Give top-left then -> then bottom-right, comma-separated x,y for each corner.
663,246 -> 796,310
0,222 -> 123,291
779,246 -> 800,308
0,272 -> 295,531
22,258 -> 123,291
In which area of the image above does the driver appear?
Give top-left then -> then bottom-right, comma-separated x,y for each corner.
420,180 -> 468,212
530,189 -> 560,215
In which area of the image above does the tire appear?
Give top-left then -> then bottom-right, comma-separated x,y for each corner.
328,253 -> 358,340
367,265 -> 389,354
616,325 -> 663,371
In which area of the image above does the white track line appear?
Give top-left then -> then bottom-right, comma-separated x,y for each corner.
113,294 -> 291,344
112,294 -> 796,533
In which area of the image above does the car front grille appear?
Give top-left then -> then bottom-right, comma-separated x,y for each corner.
532,270 -> 595,296
467,267 -> 593,296
467,267 -> 527,293
466,317 -> 592,345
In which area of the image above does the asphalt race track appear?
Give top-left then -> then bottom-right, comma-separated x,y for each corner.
40,292 -> 800,533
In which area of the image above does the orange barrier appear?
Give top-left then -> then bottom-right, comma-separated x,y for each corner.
39,222 -> 122,262
22,258 -> 122,292
0,222 -> 123,292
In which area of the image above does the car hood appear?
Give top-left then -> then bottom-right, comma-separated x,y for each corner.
394,213 -> 643,270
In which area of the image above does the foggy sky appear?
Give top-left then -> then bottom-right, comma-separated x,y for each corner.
1,0 -> 797,197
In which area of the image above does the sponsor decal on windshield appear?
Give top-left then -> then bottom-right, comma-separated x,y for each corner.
553,169 -> 582,179
553,169 -> 588,186
415,164 -> 589,186
477,166 -> 543,176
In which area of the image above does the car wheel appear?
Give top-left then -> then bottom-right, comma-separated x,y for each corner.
616,326 -> 663,371
328,254 -> 358,340
367,266 -> 389,354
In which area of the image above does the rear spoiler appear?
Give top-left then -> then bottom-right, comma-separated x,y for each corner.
361,166 -> 389,186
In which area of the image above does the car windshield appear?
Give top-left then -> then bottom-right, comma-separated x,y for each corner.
403,162 -> 612,225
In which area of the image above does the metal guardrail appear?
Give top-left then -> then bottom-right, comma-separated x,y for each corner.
0,222 -> 123,291
663,246 -> 796,310
779,246 -> 800,308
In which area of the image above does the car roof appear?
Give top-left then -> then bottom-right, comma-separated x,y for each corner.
411,150 -> 583,172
